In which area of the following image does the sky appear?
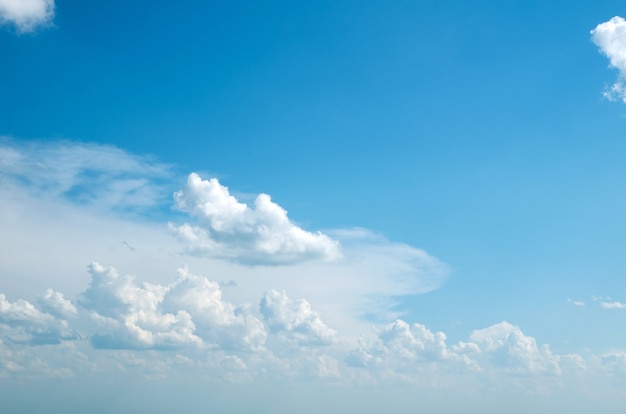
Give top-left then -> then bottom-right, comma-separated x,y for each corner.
1,0 -> 626,412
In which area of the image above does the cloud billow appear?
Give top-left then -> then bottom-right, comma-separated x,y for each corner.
81,263 -> 266,351
0,292 -> 76,345
260,289 -> 338,346
170,173 -> 341,265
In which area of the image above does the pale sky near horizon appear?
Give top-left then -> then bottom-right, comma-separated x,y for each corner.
2,1 -> 626,412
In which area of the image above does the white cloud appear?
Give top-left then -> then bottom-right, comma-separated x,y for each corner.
0,292 -> 75,345
80,262 -> 266,351
468,321 -> 561,375
80,262 -> 202,350
600,301 -> 626,309
7,138 -> 602,391
346,319 -> 473,379
37,289 -> 78,320
0,139 -> 450,347
169,173 -> 341,265
162,265 -> 266,351
260,289 -> 338,346
591,16 -> 626,102
346,320 -> 576,382
0,0 -> 54,33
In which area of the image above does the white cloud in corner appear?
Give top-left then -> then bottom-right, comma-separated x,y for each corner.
169,173 -> 341,265
0,0 -> 54,33
591,16 -> 626,102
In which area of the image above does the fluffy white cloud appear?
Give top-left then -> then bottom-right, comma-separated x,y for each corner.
591,16 -> 626,102
37,289 -> 77,319
346,319 -> 577,381
260,289 -> 338,346
81,263 -> 265,351
468,321 -> 561,375
170,173 -> 341,265
162,266 -> 266,350
0,292 -> 75,345
346,319 -> 467,375
0,0 -> 54,33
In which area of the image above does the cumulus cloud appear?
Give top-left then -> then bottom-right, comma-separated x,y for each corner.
260,289 -> 338,346
81,263 -> 265,351
345,319 -> 474,379
0,138 -> 172,211
591,16 -> 626,102
169,173 -> 341,265
347,320 -> 575,381
0,292 -> 75,345
468,321 -> 560,375
0,0 -> 54,33
37,289 -> 78,319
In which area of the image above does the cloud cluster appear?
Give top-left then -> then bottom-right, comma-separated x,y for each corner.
0,262 -> 600,391
347,320 -> 568,379
0,0 -> 54,33
170,173 -> 341,265
591,16 -> 626,102
82,263 -> 265,351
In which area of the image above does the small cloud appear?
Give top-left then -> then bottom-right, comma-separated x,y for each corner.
600,301 -> 626,309
0,0 -> 55,33
169,173 -> 341,265
591,16 -> 626,102
567,298 -> 585,307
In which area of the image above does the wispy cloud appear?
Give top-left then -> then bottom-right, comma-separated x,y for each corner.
0,137 -> 173,213
591,16 -> 626,102
567,298 -> 585,307
0,0 -> 54,33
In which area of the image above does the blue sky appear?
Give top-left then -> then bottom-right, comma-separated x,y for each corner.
2,1 -> 626,412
